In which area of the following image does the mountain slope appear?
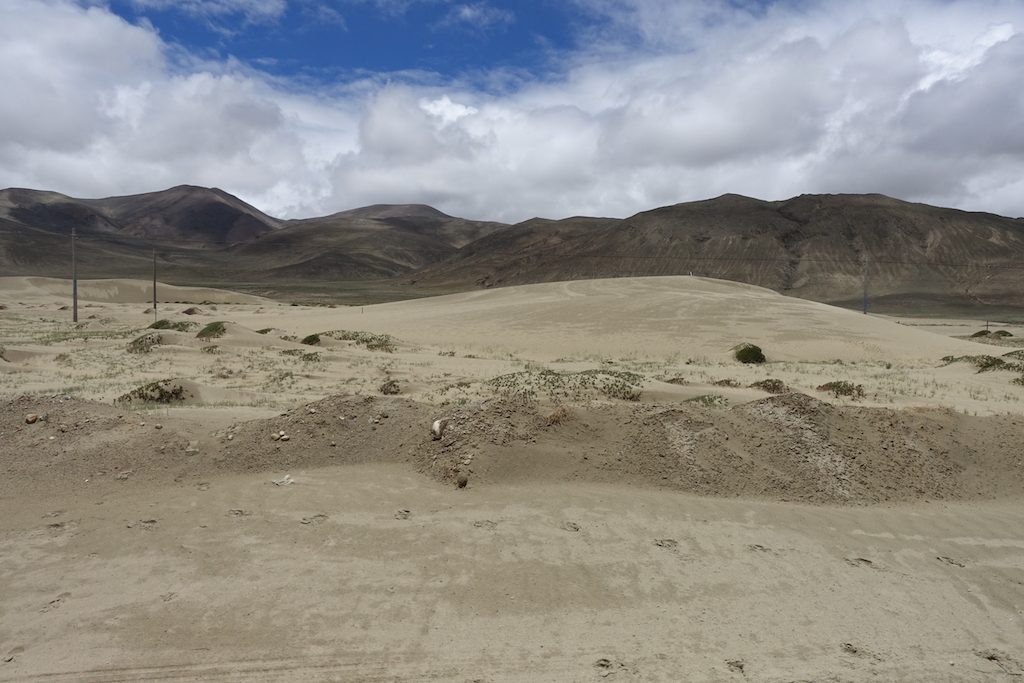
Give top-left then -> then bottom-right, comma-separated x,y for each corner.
412,193 -> 1024,307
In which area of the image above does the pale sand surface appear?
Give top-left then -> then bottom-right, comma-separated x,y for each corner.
1,465 -> 1022,682
2,276 -> 1024,681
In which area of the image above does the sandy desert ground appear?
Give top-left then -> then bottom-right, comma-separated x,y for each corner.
2,275 -> 1024,681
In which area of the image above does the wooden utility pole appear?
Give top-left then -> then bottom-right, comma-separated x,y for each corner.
71,226 -> 78,323
861,253 -> 869,315
152,247 -> 158,323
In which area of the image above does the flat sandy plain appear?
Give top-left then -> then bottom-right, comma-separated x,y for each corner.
2,275 -> 1024,682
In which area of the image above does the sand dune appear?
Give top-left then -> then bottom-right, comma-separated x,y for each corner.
0,276 -> 270,304
263,276 -> 987,362
3,275 -> 1024,682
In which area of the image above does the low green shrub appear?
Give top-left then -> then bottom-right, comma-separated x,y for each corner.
300,333 -> 321,346
733,343 -> 765,364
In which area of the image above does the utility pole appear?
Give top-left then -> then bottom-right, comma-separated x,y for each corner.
71,226 -> 78,323
152,247 -> 158,323
861,253 -> 869,315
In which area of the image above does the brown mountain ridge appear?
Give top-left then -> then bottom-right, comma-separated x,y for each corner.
2,185 -> 1023,310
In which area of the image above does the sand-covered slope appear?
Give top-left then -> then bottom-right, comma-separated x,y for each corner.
0,277 -> 270,304
284,276 -> 985,362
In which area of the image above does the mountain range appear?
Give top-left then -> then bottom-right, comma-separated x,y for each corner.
3,184 -> 1023,310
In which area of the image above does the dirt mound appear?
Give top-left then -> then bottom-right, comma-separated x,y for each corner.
5,392 -> 1024,504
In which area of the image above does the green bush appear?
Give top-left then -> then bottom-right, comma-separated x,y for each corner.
733,343 -> 765,364
255,328 -> 273,335
993,330 -> 1014,338
970,330 -> 991,338
115,380 -> 187,404
196,321 -> 227,339
300,333 -> 321,346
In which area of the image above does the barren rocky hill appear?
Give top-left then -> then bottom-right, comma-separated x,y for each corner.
4,185 -> 1024,309
413,193 -> 1024,309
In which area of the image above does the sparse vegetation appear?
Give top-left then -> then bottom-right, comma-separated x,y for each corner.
196,321 -> 227,340
750,378 -> 788,394
993,330 -> 1014,338
148,319 -> 196,332
201,345 -> 220,354
325,330 -> 397,353
281,349 -> 322,363
115,379 -> 187,405
300,333 -> 321,346
126,332 -> 161,354
547,404 -> 571,425
713,378 -> 741,387
817,381 -> 865,399
255,328 -> 273,335
941,355 -> 1024,373
489,369 -> 642,403
379,379 -> 401,395
686,394 -> 729,408
970,330 -> 991,338
733,343 -> 766,364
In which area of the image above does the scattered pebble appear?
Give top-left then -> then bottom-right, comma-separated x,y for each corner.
25,414 -> 38,424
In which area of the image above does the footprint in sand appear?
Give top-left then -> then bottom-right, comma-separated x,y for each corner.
654,538 -> 679,550
561,521 -> 581,532
395,509 -> 411,520
301,514 -> 328,525
844,557 -> 878,569
41,592 -> 70,613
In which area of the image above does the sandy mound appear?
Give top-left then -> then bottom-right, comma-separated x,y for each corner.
302,276 -> 986,362
6,392 -> 1024,505
0,276 -> 270,304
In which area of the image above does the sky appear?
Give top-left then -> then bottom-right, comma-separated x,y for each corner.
1,0 -> 1023,222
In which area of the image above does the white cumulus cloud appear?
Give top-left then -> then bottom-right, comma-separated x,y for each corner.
2,0 -> 1024,221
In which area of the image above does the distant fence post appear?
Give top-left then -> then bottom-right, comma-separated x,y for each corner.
72,226 -> 78,323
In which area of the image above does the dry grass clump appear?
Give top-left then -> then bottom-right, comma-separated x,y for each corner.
148,319 -> 196,332
115,379 -> 187,405
547,404 -> 571,425
324,330 -> 397,353
817,381 -> 865,400
686,394 -> 729,408
196,321 -> 227,340
489,369 -> 642,403
379,379 -> 401,395
750,378 -> 788,394
126,332 -> 161,354
941,355 -> 1024,373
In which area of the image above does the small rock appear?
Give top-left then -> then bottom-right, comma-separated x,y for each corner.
25,414 -> 38,424
431,418 -> 449,440
280,434 -> 290,442
139,422 -> 146,427
329,441 -> 337,447
38,412 -> 48,422
154,424 -> 163,430
115,470 -> 132,481
271,433 -> 281,441
184,440 -> 199,454
279,430 -> 286,436
226,434 -> 234,441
